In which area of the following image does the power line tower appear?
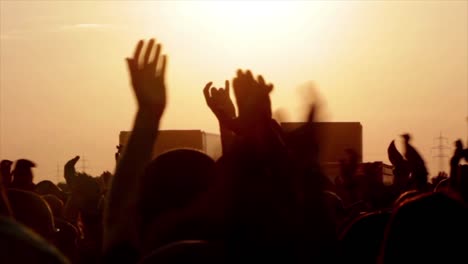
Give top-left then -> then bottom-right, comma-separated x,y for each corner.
432,132 -> 449,173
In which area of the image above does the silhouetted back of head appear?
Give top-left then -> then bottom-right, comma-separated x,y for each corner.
140,149 -> 216,219
68,173 -> 101,216
7,189 -> 56,240
42,194 -> 64,218
434,178 -> 450,193
401,133 -> 411,143
339,211 -> 390,264
380,192 -> 468,264
11,159 -> 36,191
54,219 -> 79,261
36,181 -> 67,202
393,190 -> 420,207
138,148 -> 216,249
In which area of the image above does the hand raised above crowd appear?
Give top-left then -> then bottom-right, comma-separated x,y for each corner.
233,70 -> 273,127
203,80 -> 236,122
126,39 -> 167,117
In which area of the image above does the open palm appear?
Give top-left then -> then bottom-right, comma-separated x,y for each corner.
126,39 -> 167,116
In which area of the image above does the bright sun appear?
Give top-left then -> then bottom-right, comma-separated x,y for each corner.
168,1 -> 348,41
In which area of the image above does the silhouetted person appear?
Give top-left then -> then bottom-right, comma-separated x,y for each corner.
339,211 -> 391,264
104,39 -> 168,264
7,189 -> 57,240
0,160 -> 13,188
402,134 -> 428,191
450,140 -> 468,199
101,36 -> 468,264
63,156 -> 103,264
0,216 -> 69,264
380,192 -> 468,264
10,159 -> 36,191
393,190 -> 421,208
54,218 -> 79,262
434,178 -> 450,193
455,164 -> 468,203
138,149 -> 218,254
36,180 -> 67,203
431,171 -> 448,187
388,140 -> 410,193
42,194 -> 65,219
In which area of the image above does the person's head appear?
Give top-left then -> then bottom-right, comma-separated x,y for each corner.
36,181 -> 67,202
0,160 -> 13,186
393,190 -> 420,208
380,192 -> 468,264
434,178 -> 450,193
99,171 -> 113,194
11,159 -> 36,190
56,182 -> 69,193
70,173 -> 101,213
339,211 -> 391,264
401,133 -> 411,143
42,195 -> 64,219
54,219 -> 78,261
7,189 -> 56,240
138,149 -> 216,246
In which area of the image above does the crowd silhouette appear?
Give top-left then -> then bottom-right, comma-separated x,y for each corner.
1,38 -> 468,264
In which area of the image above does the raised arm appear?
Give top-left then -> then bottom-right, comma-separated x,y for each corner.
103,39 -> 167,258
231,70 -> 283,151
64,156 -> 80,187
203,80 -> 236,154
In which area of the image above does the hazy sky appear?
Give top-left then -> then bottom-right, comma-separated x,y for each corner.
1,1 -> 467,183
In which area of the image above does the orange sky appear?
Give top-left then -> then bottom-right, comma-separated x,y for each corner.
1,1 -> 467,182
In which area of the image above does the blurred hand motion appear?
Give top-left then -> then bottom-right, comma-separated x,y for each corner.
126,39 -> 167,116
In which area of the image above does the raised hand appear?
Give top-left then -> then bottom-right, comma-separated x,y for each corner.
126,39 -> 167,116
105,38 -> 169,254
203,81 -> 236,153
203,80 -> 236,121
233,70 -> 273,127
64,156 -> 80,186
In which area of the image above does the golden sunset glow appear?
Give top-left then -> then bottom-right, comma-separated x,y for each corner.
1,1 -> 467,181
